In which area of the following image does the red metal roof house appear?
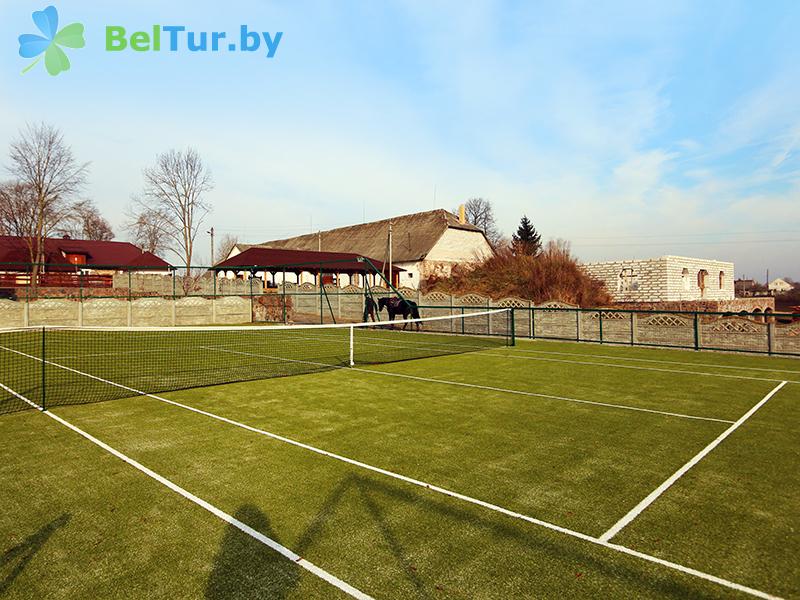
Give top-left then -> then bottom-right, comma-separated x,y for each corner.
0,235 -> 171,289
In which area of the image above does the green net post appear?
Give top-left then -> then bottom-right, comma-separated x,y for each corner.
531,307 -> 536,339
41,327 -> 46,411
510,309 -> 516,346
575,308 -> 580,341
693,312 -> 700,350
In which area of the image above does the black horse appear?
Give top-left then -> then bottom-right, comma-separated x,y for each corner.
378,297 -> 421,330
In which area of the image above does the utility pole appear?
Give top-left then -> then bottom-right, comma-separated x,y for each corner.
207,227 -> 215,265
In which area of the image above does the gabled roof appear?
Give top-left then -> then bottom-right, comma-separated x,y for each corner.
214,247 -> 400,273
0,236 -> 172,269
254,209 -> 486,263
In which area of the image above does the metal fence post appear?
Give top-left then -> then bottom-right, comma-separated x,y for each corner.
510,309 -> 516,346
767,321 -> 774,355
693,312 -> 700,350
575,309 -> 580,341
599,310 -> 604,344
630,311 -> 635,345
249,272 -> 254,320
461,306 -> 465,334
318,266 -> 323,324
282,269 -> 287,324
531,307 -> 536,339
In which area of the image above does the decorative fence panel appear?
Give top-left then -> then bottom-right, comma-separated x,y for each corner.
0,281 -> 797,356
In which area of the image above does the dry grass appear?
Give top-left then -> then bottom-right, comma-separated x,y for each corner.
422,240 -> 611,307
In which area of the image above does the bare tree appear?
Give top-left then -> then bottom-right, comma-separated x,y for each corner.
125,204 -> 169,256
134,148 -> 213,272
58,200 -> 114,241
5,124 -> 89,284
216,234 -> 239,262
455,198 -> 502,247
0,182 -> 38,238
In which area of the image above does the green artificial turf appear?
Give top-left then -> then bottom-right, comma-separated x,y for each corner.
1,333 -> 797,598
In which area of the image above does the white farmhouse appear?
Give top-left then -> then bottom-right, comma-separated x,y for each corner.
234,209 -> 493,289
768,278 -> 794,293
582,256 -> 735,303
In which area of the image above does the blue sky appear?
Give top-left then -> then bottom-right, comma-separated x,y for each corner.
1,0 -> 798,279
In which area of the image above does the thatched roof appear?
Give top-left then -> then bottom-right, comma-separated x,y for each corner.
252,209 -> 485,263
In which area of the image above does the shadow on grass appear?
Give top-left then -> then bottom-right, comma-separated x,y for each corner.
204,476 -> 728,599
205,504 -> 299,600
0,513 -> 71,594
296,474 -> 722,600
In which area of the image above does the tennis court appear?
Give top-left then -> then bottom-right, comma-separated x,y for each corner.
1,309 -> 798,599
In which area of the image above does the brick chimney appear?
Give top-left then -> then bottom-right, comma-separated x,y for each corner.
458,204 -> 466,224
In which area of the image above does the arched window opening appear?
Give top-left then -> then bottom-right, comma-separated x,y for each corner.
697,270 -> 708,298
719,271 -> 725,289
681,268 -> 690,291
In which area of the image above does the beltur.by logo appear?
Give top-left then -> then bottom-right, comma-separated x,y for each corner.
17,6 -> 283,77
105,25 -> 283,58
18,6 -> 85,76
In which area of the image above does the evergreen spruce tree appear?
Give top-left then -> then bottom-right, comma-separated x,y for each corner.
512,215 -> 542,255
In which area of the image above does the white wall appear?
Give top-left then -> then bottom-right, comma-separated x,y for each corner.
582,256 -> 735,302
426,228 -> 493,263
394,261 -> 422,288
392,228 -> 492,289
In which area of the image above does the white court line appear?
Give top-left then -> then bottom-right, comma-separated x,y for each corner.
511,345 -> 800,376
599,381 -> 788,543
201,345 -> 735,424
483,352 -> 790,384
0,381 -> 42,410
0,381 -> 372,600
1,352 -> 783,600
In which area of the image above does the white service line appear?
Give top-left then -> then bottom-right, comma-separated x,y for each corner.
3,358 -> 784,600
484,352 -> 789,384
0,381 -> 372,600
202,345 -> 735,424
599,380 -> 789,543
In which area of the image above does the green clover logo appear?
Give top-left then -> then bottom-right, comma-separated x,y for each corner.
18,6 -> 85,76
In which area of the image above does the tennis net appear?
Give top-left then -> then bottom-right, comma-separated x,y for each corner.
0,308 -> 511,414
